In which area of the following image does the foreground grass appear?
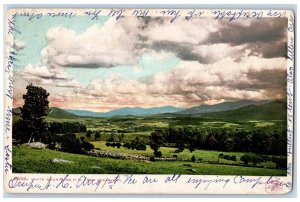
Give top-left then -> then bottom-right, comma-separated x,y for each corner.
12,145 -> 286,176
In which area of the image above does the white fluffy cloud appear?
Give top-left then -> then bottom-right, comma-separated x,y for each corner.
75,56 -> 286,108
17,64 -> 79,87
16,16 -> 287,110
42,17 -> 144,68
144,17 -> 220,44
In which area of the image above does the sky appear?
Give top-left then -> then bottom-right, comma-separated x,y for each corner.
12,14 -> 288,112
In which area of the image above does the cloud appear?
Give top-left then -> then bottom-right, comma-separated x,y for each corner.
75,56 -> 287,108
203,18 -> 287,59
41,17 -> 145,68
17,64 -> 79,87
145,17 -> 287,63
15,16 -> 288,110
37,16 -> 287,70
246,41 -> 287,58
143,17 -> 220,45
205,18 -> 287,45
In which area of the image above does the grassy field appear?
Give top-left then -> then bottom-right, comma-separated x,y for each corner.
91,141 -> 277,168
13,105 -> 287,175
12,145 -> 286,175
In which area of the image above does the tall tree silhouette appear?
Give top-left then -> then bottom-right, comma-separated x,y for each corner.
21,84 -> 50,142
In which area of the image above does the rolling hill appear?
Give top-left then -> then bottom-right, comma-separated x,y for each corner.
199,100 -> 287,120
176,99 -> 273,114
47,108 -> 79,119
13,107 -> 79,119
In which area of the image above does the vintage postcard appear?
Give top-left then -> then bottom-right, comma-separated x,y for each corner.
4,8 -> 294,194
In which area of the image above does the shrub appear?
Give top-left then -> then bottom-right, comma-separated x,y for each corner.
241,154 -> 263,166
150,156 -> 156,162
116,142 -> 121,148
230,155 -> 237,161
189,146 -> 195,153
177,144 -> 185,152
154,150 -> 162,158
47,142 -> 56,150
251,155 -> 263,166
261,155 -> 271,162
86,130 -> 92,139
60,134 -> 83,154
123,142 -> 131,149
135,143 -> 146,151
174,149 -> 181,153
272,156 -> 287,169
81,141 -> 94,151
191,155 -> 196,162
240,154 -> 251,165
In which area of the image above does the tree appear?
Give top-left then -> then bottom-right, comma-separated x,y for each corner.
94,131 -> 101,141
150,130 -> 163,157
154,150 -> 162,158
188,145 -> 195,153
81,141 -> 95,151
224,138 -> 234,152
191,155 -> 196,162
131,137 -> 146,151
21,84 -> 50,143
240,154 -> 251,165
86,130 -> 92,139
60,134 -> 83,154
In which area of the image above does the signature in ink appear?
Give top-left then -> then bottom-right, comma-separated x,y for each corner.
8,176 -> 52,191
4,145 -> 12,175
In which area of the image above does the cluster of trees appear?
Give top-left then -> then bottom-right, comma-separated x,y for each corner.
49,122 -> 86,134
150,126 -> 287,157
106,142 -> 122,148
123,137 -> 147,151
218,153 -> 237,161
240,154 -> 287,169
105,137 -> 147,151
48,133 -> 94,154
85,130 -> 101,140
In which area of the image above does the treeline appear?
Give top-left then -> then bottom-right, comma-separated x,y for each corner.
106,137 -> 147,151
150,126 -> 287,156
49,122 -> 87,134
48,133 -> 94,154
13,121 -> 87,143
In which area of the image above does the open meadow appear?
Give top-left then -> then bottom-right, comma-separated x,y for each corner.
13,107 -> 287,175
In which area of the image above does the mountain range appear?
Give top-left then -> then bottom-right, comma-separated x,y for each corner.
66,106 -> 184,117
13,99 -> 287,120
176,99 -> 273,114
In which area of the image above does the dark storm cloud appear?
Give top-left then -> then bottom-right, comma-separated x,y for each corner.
247,41 -> 287,58
228,68 -> 287,90
152,41 -> 230,64
200,18 -> 288,60
205,18 -> 287,45
152,41 -> 200,61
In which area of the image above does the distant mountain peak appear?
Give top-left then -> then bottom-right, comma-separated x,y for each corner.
66,106 -> 185,117
176,99 -> 274,114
